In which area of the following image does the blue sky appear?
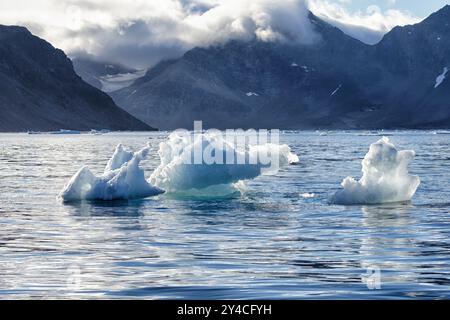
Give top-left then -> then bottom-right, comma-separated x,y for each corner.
338,0 -> 449,18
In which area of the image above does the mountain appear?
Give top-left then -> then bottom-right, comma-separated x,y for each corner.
112,6 -> 450,130
72,58 -> 146,93
0,25 -> 152,132
366,5 -> 450,128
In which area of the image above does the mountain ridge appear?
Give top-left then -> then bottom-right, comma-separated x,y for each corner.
110,6 -> 450,130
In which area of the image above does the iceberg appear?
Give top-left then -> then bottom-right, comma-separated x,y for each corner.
331,137 -> 420,205
59,129 -> 299,200
59,144 -> 164,202
149,131 -> 299,193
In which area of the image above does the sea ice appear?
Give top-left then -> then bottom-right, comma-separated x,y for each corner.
331,137 -> 420,205
149,131 -> 299,192
59,144 -> 164,201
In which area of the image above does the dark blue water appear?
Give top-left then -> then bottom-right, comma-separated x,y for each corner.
0,131 -> 449,299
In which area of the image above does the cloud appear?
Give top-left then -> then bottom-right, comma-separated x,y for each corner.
0,0 -> 424,67
0,0 -> 317,68
307,0 -> 422,44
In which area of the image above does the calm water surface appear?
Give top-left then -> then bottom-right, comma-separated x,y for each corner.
0,131 -> 449,299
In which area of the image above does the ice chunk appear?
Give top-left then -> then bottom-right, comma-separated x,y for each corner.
105,144 -> 133,172
50,129 -> 81,135
59,144 -> 164,202
331,137 -> 420,205
149,131 -> 298,192
435,67 -> 448,88
246,92 -> 259,97
300,193 -> 315,198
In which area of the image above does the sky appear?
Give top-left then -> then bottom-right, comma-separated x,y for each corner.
337,0 -> 449,17
0,0 -> 449,68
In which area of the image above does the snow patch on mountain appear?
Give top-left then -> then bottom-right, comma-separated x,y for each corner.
331,84 -> 342,96
435,67 -> 448,88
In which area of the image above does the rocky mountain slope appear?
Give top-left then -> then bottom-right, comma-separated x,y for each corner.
0,25 -> 152,132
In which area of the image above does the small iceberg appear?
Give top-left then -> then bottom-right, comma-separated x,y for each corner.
331,137 -> 420,205
149,131 -> 299,193
300,193 -> 315,198
90,129 -> 111,135
49,129 -> 81,135
59,144 -> 164,202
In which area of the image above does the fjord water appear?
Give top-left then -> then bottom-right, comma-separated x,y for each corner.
0,131 -> 449,299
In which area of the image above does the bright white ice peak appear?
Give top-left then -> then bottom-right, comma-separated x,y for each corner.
59,144 -> 164,201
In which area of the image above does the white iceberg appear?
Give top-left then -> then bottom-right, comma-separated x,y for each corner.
149,131 -> 299,193
331,137 -> 420,205
59,144 -> 164,202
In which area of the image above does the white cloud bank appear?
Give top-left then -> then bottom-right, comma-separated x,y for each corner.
0,0 -> 424,67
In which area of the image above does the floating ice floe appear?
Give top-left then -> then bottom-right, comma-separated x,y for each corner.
59,144 -> 164,202
246,92 -> 259,97
331,137 -> 420,205
149,131 -> 299,193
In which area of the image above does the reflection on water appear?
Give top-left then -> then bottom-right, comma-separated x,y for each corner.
362,203 -> 415,227
66,199 -> 148,217
0,131 -> 449,299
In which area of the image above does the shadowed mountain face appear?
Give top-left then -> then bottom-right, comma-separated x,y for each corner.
112,7 -> 450,130
0,25 -> 153,132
